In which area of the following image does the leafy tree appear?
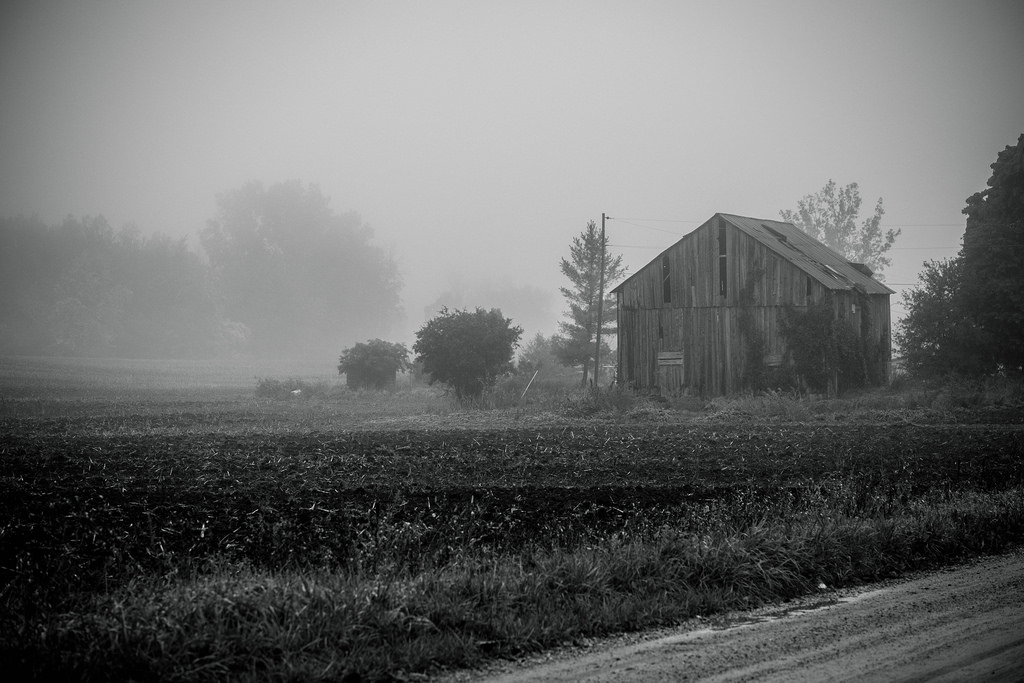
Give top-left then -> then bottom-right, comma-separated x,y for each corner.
46,216 -> 128,355
894,258 -> 987,376
423,282 -> 555,342
0,215 -> 54,353
115,230 -> 225,357
960,133 -> 1024,373
517,333 -> 552,374
413,307 -> 522,399
201,180 -> 402,357
516,333 -> 578,379
338,339 -> 411,390
0,215 -> 224,357
780,180 -> 899,278
896,134 -> 1024,378
556,220 -> 626,384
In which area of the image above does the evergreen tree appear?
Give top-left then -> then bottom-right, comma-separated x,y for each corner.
556,220 -> 626,384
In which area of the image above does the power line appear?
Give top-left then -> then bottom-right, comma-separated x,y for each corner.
608,243 -> 666,249
610,216 -> 970,228
882,223 -> 963,227
883,221 -> 1020,228
610,217 -> 702,223
610,218 -> 686,235
889,246 -> 958,250
608,216 -> 1024,229
609,240 -> 959,252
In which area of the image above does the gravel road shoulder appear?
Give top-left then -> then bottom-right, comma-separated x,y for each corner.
438,548 -> 1024,682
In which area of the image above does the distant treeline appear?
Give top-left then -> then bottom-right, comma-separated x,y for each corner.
0,181 -> 403,358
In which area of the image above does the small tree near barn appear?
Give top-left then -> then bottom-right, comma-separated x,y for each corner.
556,220 -> 626,384
414,307 -> 522,399
338,339 -> 411,390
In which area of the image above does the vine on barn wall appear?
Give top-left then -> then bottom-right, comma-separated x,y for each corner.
858,291 -> 886,386
738,263 -> 767,390
779,299 -> 868,394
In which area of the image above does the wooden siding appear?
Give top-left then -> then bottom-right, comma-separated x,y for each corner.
618,217 -> 820,311
616,215 -> 892,396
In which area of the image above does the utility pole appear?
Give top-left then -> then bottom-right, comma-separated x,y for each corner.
594,212 -> 607,390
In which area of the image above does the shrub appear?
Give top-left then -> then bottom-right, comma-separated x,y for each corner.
413,307 -> 522,400
561,386 -> 638,418
254,378 -> 329,400
338,339 -> 411,390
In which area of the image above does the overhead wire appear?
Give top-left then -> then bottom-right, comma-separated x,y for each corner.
604,217 -> 962,287
890,246 -> 958,250
608,243 -> 665,249
610,217 -> 702,223
609,216 -> 970,229
609,218 -> 687,235
884,223 -> 962,228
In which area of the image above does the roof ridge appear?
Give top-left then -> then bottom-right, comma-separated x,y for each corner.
612,213 -> 895,296
719,214 -> 894,295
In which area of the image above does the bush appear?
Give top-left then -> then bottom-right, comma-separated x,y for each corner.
561,386 -> 639,418
254,378 -> 329,400
413,307 -> 523,400
338,339 -> 411,390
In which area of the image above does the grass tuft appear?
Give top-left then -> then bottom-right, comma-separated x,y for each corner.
2,357 -> 1022,681
10,489 -> 1022,682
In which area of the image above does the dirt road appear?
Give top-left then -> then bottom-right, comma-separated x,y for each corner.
456,549 -> 1023,682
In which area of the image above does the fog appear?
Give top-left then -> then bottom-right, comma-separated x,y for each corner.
1,0 -> 1022,358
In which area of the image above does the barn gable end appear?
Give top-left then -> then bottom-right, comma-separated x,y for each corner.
613,213 -> 893,397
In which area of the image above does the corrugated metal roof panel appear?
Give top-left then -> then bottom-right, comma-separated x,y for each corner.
719,213 -> 894,295
611,213 -> 895,296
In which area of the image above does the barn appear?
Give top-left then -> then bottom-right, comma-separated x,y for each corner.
613,213 -> 894,397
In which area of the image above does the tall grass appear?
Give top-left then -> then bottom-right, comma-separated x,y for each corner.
11,488 -> 1023,682
3,357 -> 1023,680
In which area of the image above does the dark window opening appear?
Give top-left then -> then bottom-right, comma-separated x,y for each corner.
718,225 -> 727,298
806,276 -> 813,299
662,254 -> 671,303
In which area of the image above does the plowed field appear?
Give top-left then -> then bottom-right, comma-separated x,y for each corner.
4,416 -> 1022,589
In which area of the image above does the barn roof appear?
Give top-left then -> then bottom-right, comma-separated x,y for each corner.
612,213 -> 894,296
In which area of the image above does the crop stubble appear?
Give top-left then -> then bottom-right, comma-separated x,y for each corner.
3,418 -> 1022,589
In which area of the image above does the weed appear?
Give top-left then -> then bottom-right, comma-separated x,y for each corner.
1,357 -> 1022,681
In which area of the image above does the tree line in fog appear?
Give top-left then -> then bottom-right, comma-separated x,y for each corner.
0,181 -> 402,359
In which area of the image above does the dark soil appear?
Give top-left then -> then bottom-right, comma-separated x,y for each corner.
3,419 -> 1022,591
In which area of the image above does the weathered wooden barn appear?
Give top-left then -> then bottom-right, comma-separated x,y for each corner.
613,213 -> 893,397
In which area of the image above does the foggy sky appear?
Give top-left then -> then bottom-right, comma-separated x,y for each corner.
2,0 -> 1022,345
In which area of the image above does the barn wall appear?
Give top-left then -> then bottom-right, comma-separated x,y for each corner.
615,215 -> 891,396
617,216 -> 820,312
618,306 -> 781,396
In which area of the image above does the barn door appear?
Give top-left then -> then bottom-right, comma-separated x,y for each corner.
657,351 -> 685,397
